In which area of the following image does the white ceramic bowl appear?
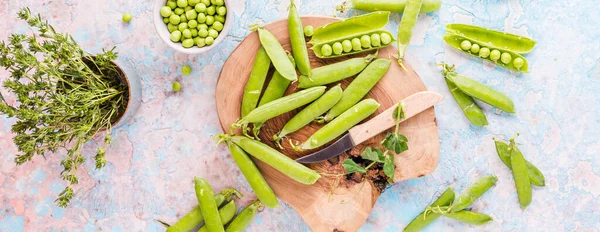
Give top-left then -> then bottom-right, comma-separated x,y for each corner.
153,0 -> 232,55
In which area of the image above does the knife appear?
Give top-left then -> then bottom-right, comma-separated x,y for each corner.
295,91 -> 443,163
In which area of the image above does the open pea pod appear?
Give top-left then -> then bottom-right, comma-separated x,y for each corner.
309,11 -> 395,58
446,24 -> 536,54
444,34 -> 529,73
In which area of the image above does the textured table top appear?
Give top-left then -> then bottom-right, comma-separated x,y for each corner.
1,0 -> 599,231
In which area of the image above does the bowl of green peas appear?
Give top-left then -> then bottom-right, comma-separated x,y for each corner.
154,0 -> 230,54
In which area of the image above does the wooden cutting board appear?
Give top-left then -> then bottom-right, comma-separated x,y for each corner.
215,16 -> 440,232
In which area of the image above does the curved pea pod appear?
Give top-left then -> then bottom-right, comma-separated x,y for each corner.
443,211 -> 493,225
241,47 -> 271,118
235,86 -> 326,126
445,78 -> 488,126
309,11 -> 395,58
444,34 -> 529,72
324,59 -> 390,122
338,0 -> 441,14
230,136 -> 321,184
451,175 -> 497,212
446,72 -> 515,113
194,177 -> 224,232
288,0 -> 311,77
494,139 -> 545,187
300,99 -> 380,150
166,189 -> 237,232
255,27 -> 297,81
274,85 -> 343,142
403,187 -> 455,232
297,56 -> 373,88
396,0 -> 423,68
225,200 -> 261,232
227,142 -> 279,208
446,24 -> 536,54
510,140 -> 532,209
258,54 -> 296,106
197,201 -> 237,232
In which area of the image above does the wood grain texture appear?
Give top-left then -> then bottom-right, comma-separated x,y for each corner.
215,16 -> 440,232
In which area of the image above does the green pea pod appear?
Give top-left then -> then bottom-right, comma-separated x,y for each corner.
197,201 -> 237,232
255,27 -> 297,81
443,211 -> 493,225
445,78 -> 488,127
194,177 -> 224,232
403,187 -> 455,232
300,99 -> 380,150
297,56 -> 373,88
288,0 -> 311,77
230,136 -> 321,184
241,47 -> 271,118
446,24 -> 536,54
509,139 -> 532,209
451,175 -> 497,212
167,189 -> 237,232
396,0 -> 423,68
494,139 -> 545,187
274,85 -> 343,142
225,200 -> 261,232
444,34 -> 529,73
324,59 -> 390,122
309,12 -> 395,58
442,64 -> 515,113
337,0 -> 441,14
258,54 -> 296,106
227,142 -> 279,208
235,86 -> 326,126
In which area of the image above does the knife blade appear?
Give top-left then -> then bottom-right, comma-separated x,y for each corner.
295,91 -> 443,163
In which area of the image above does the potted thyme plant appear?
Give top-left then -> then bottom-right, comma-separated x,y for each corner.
0,8 -> 137,207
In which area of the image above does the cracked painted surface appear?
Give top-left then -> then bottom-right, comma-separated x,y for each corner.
1,0 -> 599,231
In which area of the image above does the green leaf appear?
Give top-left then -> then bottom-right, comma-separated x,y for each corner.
383,153 -> 395,183
360,147 -> 385,163
381,133 -> 409,154
393,102 -> 406,120
342,159 -> 366,174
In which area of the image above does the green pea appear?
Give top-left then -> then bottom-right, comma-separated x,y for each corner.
212,21 -> 223,31
360,35 -> 371,48
470,44 -> 480,53
187,19 -> 198,28
206,15 -> 214,25
479,47 -> 490,58
195,3 -> 206,12
198,24 -> 208,30
174,8 -> 184,15
207,6 -> 216,15
341,40 -> 352,52
182,65 -> 192,75
188,0 -> 200,6
177,0 -> 188,8
160,6 -> 173,17
201,0 -> 210,6
182,38 -> 194,48
332,42 -> 343,55
195,37 -> 206,47
370,34 -> 381,47
197,13 -> 206,23
185,6 -> 192,11
215,15 -> 225,23
198,28 -> 209,37
208,28 -> 219,38
217,6 -> 227,16
182,29 -> 192,38
167,23 -> 178,33
380,33 -> 391,45
490,49 -> 501,61
513,57 -> 524,69
122,13 -> 132,23
170,30 -> 182,42
501,52 -> 512,64
186,10 -> 197,20
167,0 -> 177,9
351,38 -> 362,51
303,25 -> 314,37
172,81 -> 182,91
177,22 -> 188,31
460,40 -> 472,51
321,44 -> 333,56
205,36 -> 214,45
180,14 -> 187,23
215,0 -> 224,6
163,17 -> 170,23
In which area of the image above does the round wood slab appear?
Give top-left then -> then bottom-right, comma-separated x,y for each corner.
215,16 -> 440,232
